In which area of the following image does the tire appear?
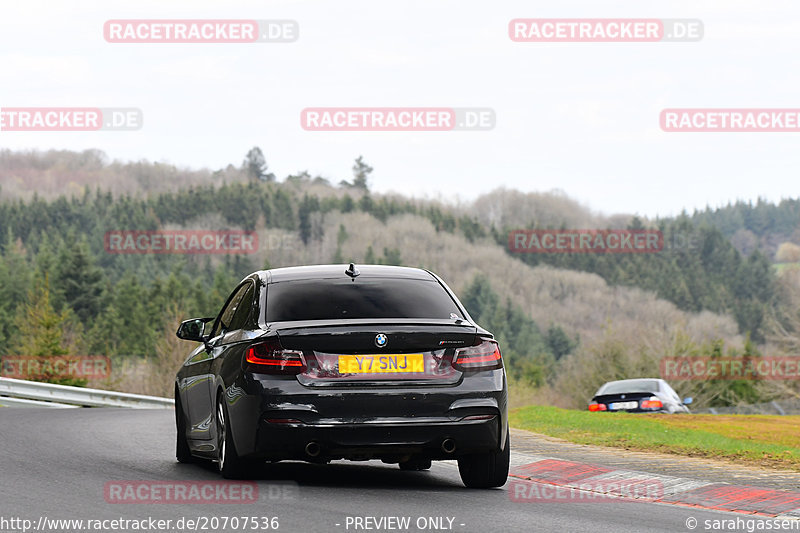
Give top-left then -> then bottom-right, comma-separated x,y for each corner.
399,458 -> 432,471
175,393 -> 194,464
215,394 -> 254,479
457,429 -> 510,488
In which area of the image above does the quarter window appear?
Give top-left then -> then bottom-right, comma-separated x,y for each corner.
210,282 -> 251,338
228,284 -> 255,331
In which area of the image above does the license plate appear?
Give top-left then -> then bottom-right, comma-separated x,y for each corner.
609,401 -> 638,410
338,354 -> 424,374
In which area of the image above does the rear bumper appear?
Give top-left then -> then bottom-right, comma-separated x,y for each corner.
228,369 -> 508,461
251,416 -> 501,461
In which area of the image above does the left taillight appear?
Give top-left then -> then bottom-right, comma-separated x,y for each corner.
245,340 -> 306,375
453,339 -> 503,371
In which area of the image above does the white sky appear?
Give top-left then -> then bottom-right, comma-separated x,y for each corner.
0,0 -> 799,217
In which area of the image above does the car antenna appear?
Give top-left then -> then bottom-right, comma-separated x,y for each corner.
345,263 -> 360,279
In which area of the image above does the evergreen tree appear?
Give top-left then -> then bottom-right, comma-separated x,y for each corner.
0,234 -> 31,352
55,237 -> 104,323
10,277 -> 87,386
351,156 -> 373,191
242,147 -> 275,182
272,189 -> 296,230
340,194 -> 355,213
359,191 -> 373,213
297,194 -> 321,245
545,324 -> 578,360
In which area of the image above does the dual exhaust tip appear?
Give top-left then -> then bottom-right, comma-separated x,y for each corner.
441,438 -> 456,454
305,441 -> 322,457
305,438 -> 456,457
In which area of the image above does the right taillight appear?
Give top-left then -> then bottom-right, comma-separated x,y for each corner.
246,340 -> 306,375
640,397 -> 663,410
452,339 -> 503,371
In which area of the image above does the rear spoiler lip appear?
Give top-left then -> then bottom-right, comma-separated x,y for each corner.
268,318 -> 479,332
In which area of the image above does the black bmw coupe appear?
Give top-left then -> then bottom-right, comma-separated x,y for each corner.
174,264 -> 509,488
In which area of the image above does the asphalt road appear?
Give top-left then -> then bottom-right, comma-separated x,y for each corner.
0,408 -> 781,533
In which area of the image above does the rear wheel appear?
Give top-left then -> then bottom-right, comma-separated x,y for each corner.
175,393 -> 194,464
457,429 -> 510,488
216,395 -> 254,479
399,458 -> 432,471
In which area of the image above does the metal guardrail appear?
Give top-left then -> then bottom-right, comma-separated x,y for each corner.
0,396 -> 80,408
0,377 -> 174,409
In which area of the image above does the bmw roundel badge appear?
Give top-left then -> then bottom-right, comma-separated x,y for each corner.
375,334 -> 388,348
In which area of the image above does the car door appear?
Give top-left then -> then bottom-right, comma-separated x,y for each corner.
183,282 -> 250,442
206,281 -> 258,448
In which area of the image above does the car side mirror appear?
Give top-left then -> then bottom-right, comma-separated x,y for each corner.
176,318 -> 214,342
682,397 -> 693,405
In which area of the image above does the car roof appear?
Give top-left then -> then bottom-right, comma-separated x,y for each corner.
259,264 -> 437,284
603,378 -> 664,386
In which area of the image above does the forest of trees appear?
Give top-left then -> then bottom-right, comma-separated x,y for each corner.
499,217 -> 777,342
0,189 -> 565,385
690,197 -> 800,242
0,149 -> 797,406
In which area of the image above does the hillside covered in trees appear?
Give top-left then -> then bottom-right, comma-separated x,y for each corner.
1,148 -> 797,409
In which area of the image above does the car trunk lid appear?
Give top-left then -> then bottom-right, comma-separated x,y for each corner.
593,392 -> 654,411
274,319 -> 477,387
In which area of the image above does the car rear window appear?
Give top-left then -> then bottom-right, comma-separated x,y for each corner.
266,278 -> 464,321
597,380 -> 660,395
